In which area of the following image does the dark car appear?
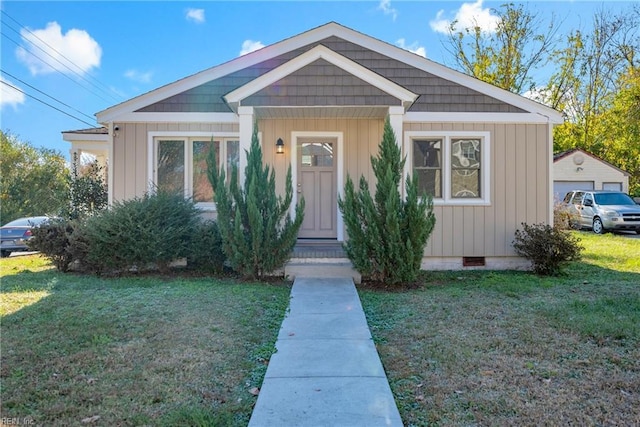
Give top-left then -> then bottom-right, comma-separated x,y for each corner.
561,190 -> 640,234
0,216 -> 52,257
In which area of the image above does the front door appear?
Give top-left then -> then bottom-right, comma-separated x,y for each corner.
297,139 -> 337,239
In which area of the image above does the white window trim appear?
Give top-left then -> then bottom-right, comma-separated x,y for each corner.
404,131 -> 491,206
148,131 -> 240,211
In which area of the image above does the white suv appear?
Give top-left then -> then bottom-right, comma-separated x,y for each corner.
562,190 -> 640,234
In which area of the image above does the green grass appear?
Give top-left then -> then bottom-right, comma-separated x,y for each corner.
0,255 -> 291,426
360,232 -> 640,426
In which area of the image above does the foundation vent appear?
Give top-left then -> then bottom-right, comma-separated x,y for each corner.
463,257 -> 486,267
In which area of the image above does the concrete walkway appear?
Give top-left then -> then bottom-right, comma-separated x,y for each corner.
248,277 -> 403,427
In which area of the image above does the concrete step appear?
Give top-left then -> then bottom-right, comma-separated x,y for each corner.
285,259 -> 361,284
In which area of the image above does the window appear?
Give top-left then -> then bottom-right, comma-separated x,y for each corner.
154,137 -> 239,207
413,139 -> 442,198
451,138 -> 481,198
407,131 -> 490,205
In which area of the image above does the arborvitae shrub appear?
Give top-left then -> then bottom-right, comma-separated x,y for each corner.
338,117 -> 436,284
513,223 -> 583,276
208,123 -> 304,279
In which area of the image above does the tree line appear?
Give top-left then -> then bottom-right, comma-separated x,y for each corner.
0,130 -> 107,224
443,2 -> 640,195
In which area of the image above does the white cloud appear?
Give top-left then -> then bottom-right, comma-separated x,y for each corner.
239,40 -> 265,56
430,0 -> 500,34
186,8 -> 205,24
16,22 -> 101,76
124,69 -> 153,84
378,0 -> 398,21
0,77 -> 26,109
396,39 -> 426,58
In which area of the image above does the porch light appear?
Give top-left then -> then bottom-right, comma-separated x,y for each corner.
276,138 -> 285,154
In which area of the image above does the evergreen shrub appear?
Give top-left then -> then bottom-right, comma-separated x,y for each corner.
81,192 -> 200,273
338,117 -> 436,284
208,123 -> 304,279
186,220 -> 226,273
28,219 -> 76,272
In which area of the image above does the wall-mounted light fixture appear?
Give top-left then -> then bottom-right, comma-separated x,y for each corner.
276,137 -> 284,154
576,166 -> 584,172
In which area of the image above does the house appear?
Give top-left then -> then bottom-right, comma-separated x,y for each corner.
553,148 -> 630,201
64,22 -> 563,270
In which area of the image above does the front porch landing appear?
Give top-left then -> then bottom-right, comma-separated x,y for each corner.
286,241 -> 361,284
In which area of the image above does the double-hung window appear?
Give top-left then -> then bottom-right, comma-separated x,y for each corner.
406,131 -> 490,205
153,135 -> 239,209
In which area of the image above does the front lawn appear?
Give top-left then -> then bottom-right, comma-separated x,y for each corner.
0,256 -> 291,426
361,232 -> 640,426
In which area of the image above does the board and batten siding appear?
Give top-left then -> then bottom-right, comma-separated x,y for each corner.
111,122 -> 239,203
404,122 -> 551,258
258,117 -> 384,197
112,119 -> 550,260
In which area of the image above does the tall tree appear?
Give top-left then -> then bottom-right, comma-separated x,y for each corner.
592,69 -> 640,195
207,123 -> 304,279
550,6 -> 639,149
0,130 -> 69,223
443,2 -> 559,93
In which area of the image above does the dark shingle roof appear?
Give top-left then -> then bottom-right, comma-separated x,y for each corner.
61,127 -> 108,135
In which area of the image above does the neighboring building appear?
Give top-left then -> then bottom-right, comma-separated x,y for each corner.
64,22 -> 563,270
553,148 -> 630,201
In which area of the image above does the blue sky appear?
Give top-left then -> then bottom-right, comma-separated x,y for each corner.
0,1 -> 631,159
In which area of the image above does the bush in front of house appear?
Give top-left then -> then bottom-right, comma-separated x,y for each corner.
28,218 -> 76,272
186,220 -> 226,274
339,117 -> 436,285
513,222 -> 583,276
208,123 -> 305,280
81,192 -> 201,274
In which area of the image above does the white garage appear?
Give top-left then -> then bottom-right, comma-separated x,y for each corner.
553,149 -> 629,201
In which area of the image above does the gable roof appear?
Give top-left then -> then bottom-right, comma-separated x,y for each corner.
223,45 -> 418,112
554,148 -> 630,176
96,22 -> 563,123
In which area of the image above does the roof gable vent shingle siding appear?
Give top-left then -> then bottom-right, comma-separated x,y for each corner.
136,36 -> 525,114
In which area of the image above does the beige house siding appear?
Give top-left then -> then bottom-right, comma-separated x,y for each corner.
111,122 -> 239,203
404,122 -> 550,257
554,151 -> 629,194
113,119 -> 550,260
258,117 -> 384,197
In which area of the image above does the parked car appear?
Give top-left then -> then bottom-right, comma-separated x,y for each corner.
561,190 -> 640,234
0,216 -> 52,257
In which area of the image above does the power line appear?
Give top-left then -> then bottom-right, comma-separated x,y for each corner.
1,10 -> 122,103
1,32 -> 117,105
2,80 -> 98,128
2,69 -> 97,123
1,11 -> 123,104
